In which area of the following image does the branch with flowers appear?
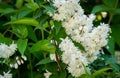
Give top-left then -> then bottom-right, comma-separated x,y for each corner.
0,0 -> 120,78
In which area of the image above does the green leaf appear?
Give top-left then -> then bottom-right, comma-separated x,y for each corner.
46,62 -> 58,73
30,40 -> 55,54
82,63 -> 91,75
105,57 -> 117,64
54,21 -> 62,35
91,5 -> 109,13
25,3 -> 39,11
11,25 -> 28,39
15,0 -> 23,8
92,68 -> 111,77
114,8 -> 120,15
27,26 -> 37,42
79,74 -> 91,78
110,63 -> 119,72
53,21 -> 67,43
111,24 -> 120,47
73,40 -> 85,52
18,9 -> 32,19
0,33 -> 12,44
106,37 -> 115,55
103,0 -> 117,8
17,39 -> 28,55
0,8 -> 16,16
36,57 -> 53,65
50,71 -> 66,78
42,5 -> 54,15
5,18 -> 39,26
25,0 -> 34,3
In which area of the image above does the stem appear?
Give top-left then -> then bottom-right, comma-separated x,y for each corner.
108,13 -> 113,24
17,68 -> 20,78
29,53 -> 33,78
3,25 -> 11,35
108,0 -> 119,24
53,39 -> 62,71
48,19 -> 62,71
41,30 -> 44,40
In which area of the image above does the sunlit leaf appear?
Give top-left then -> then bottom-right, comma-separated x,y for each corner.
30,40 -> 55,54
36,57 -> 53,65
11,25 -> 28,39
17,39 -> 28,55
91,5 -> 109,13
5,18 -> 39,26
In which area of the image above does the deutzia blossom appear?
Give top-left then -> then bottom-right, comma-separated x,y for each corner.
0,42 -> 17,59
44,70 -> 52,78
0,71 -> 12,78
52,0 -> 110,77
59,37 -> 88,77
50,54 -> 56,61
10,56 -> 27,69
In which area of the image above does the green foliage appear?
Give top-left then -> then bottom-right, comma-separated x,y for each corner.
106,37 -> 115,55
0,0 -> 120,78
91,68 -> 111,78
17,39 -> 28,55
11,25 -> 28,38
6,18 -> 40,26
36,57 -> 53,65
0,33 -> 12,44
30,40 -> 56,54
111,24 -> 120,47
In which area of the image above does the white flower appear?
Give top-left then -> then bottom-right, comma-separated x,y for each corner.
44,70 -> 52,78
0,71 -> 12,78
50,54 -> 56,61
52,0 -> 110,77
21,55 -> 27,61
59,37 -> 88,77
0,42 -> 17,59
101,12 -> 107,18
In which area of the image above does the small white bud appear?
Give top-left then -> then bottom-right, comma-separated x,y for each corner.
17,60 -> 21,65
101,12 -> 107,18
20,59 -> 24,64
16,56 -> 19,60
14,63 -> 18,69
21,55 -> 27,61
10,64 -> 13,68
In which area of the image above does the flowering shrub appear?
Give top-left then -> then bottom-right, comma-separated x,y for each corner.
0,0 -> 120,78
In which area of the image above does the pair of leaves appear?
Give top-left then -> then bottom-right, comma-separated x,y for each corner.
30,40 -> 56,54
11,25 -> 28,39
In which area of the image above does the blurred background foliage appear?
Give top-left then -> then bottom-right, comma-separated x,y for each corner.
0,0 -> 120,78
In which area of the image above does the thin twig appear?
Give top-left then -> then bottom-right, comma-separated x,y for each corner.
53,39 -> 62,71
3,25 -> 11,35
108,0 -> 119,24
48,19 -> 62,71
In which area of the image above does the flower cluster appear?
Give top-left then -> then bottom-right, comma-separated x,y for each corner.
44,70 -> 52,78
0,71 -> 12,78
10,55 -> 27,69
52,0 -> 111,77
59,37 -> 88,77
0,42 -> 17,59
